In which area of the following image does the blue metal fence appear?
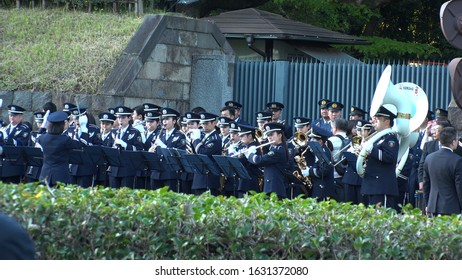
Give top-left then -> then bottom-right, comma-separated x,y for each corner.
234,61 -> 451,126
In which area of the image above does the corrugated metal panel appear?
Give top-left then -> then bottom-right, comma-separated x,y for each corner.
234,61 -> 451,127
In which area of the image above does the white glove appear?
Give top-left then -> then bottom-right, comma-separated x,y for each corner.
155,138 -> 167,149
227,144 -> 237,155
190,129 -> 201,140
364,142 -> 373,154
41,110 -> 50,129
301,168 -> 310,177
244,146 -> 257,158
115,138 -> 128,148
78,114 -> 88,133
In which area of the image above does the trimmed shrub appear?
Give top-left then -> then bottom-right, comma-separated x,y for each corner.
1,183 -> 462,259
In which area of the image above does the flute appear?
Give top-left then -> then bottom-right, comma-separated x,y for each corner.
230,141 -> 276,157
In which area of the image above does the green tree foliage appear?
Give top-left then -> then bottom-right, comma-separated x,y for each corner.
264,0 -> 455,60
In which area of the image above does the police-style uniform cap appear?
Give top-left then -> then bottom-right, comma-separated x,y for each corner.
224,100 -> 242,109
108,108 -> 116,115
48,111 -> 69,123
427,110 -> 435,121
161,107 -> 180,118
293,116 -> 311,128
355,120 -> 372,130
180,115 -> 188,125
256,111 -> 272,123
185,112 -> 201,122
375,104 -> 397,118
218,116 -> 233,127
264,122 -> 285,135
145,111 -> 161,121
98,112 -> 116,122
435,108 -> 448,118
63,103 -> 76,112
199,112 -> 218,123
114,106 -> 133,116
318,99 -> 331,109
7,105 -> 26,114
33,112 -> 45,121
349,106 -> 367,116
229,122 -> 239,132
266,101 -> 284,111
309,125 -> 332,140
70,106 -> 88,117
143,103 -> 161,112
326,101 -> 344,112
237,124 -> 256,136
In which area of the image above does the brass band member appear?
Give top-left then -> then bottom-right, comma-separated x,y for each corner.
301,125 -> 335,201
266,101 -> 293,139
235,124 -> 262,198
218,116 -> 233,148
179,112 -> 201,194
24,111 -> 46,183
342,120 -> 374,205
108,106 -> 144,189
221,121 -> 241,197
255,111 -> 272,154
245,122 -> 290,199
360,104 -> 399,210
312,98 -> 332,133
189,112 -> 222,196
143,111 -> 162,151
94,112 -> 117,187
149,108 -> 186,191
289,116 -> 312,198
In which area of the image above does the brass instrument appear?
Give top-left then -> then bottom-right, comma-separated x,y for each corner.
230,141 -> 276,157
255,128 -> 265,142
291,129 -> 311,148
292,148 -> 313,189
332,131 -> 378,159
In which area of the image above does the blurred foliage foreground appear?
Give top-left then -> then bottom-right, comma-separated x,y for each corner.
2,182 -> 462,260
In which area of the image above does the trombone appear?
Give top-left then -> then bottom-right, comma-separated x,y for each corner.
290,129 -> 311,148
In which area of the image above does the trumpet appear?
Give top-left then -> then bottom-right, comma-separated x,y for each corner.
230,141 -> 276,157
332,131 -> 378,159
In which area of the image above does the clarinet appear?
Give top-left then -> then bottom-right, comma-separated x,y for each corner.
114,127 -> 122,150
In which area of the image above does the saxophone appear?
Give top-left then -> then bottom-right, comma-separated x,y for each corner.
292,148 -> 313,189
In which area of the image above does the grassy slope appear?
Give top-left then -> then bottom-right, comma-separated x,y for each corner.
0,9 -> 143,93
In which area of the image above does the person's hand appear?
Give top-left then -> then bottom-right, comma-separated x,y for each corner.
114,138 -> 127,148
190,129 -> 201,140
227,144 -> 237,155
419,182 -> 424,190
155,138 -> 167,149
78,115 -> 88,133
301,168 -> 310,177
244,146 -> 257,158
41,110 -> 50,129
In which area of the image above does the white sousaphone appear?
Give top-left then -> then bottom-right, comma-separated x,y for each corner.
356,65 -> 429,178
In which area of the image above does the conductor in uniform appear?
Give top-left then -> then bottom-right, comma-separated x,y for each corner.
360,104 -> 399,210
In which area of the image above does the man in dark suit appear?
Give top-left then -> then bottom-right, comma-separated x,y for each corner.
418,121 -> 452,191
360,104 -> 400,210
424,127 -> 462,215
0,212 -> 35,260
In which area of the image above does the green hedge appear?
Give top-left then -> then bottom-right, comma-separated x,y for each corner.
1,183 -> 462,259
